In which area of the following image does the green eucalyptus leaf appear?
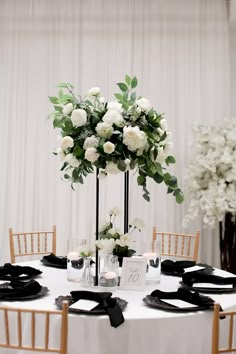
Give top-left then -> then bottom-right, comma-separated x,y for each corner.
125,75 -> 131,85
118,159 -> 127,172
173,188 -> 181,196
137,175 -> 145,186
155,163 -> 163,176
114,93 -> 124,101
166,155 -> 176,165
49,96 -> 59,104
131,76 -> 138,88
143,193 -> 150,202
154,174 -> 163,183
58,83 -> 69,88
176,193 -> 184,204
163,172 -> 171,183
130,160 -> 136,169
167,186 -> 174,194
168,176 -> 177,187
117,82 -> 128,92
64,174 -> 71,179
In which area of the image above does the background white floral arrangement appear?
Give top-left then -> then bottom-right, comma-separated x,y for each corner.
48,75 -> 183,202
184,118 -> 236,227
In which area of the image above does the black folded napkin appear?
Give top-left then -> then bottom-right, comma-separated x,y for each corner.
161,260 -> 196,276
0,279 -> 42,300
0,263 -> 42,280
182,271 -> 236,287
41,254 -> 93,269
143,287 -> 215,312
70,290 -> 125,328
42,253 -> 67,267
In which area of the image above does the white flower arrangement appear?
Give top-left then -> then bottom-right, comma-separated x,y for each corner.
48,75 -> 183,203
95,207 -> 144,258
183,118 -> 236,227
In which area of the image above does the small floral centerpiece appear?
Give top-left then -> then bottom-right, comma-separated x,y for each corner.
48,75 -> 183,203
183,118 -> 236,227
95,206 -> 144,260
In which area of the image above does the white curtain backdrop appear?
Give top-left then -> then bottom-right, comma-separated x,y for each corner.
0,0 -> 230,266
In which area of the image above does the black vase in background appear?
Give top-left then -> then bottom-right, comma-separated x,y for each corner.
219,213 -> 236,274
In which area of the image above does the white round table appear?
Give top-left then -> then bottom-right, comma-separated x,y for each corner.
0,260 -> 236,354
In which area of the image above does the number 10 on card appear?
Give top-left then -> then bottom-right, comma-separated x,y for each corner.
119,257 -> 147,291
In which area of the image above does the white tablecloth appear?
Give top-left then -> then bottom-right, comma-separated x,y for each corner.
0,260 -> 236,354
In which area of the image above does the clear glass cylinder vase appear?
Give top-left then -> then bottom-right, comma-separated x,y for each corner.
99,254 -> 119,289
142,240 -> 161,284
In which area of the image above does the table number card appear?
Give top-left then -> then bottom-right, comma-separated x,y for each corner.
119,257 -> 147,291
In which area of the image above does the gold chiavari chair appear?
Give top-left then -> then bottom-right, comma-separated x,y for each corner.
152,227 -> 200,261
212,303 -> 236,354
0,301 -> 68,354
9,226 -> 56,263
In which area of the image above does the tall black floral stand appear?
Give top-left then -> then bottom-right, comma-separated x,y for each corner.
219,213 -> 236,274
94,169 -> 129,285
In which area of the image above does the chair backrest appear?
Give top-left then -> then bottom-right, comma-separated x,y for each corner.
9,226 -> 56,263
0,302 -> 68,354
212,303 -> 236,354
152,227 -> 200,261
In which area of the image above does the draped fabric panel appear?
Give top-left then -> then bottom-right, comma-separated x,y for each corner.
0,0 -> 230,266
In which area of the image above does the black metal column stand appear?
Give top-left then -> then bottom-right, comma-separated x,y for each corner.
95,169 -> 129,285
124,171 -> 129,234
95,168 -> 99,286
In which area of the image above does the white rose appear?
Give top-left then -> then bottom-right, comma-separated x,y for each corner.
96,122 -> 113,138
85,147 -> 99,163
102,109 -> 124,127
136,97 -> 151,112
65,153 -> 81,168
98,170 -> 107,180
131,218 -> 145,231
105,161 -> 121,175
88,87 -> 100,96
123,126 -> 147,151
103,141 -> 115,154
61,136 -> 74,150
107,101 -> 123,113
83,135 -> 99,150
62,103 -> 73,115
71,109 -> 87,127
160,118 -> 168,131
